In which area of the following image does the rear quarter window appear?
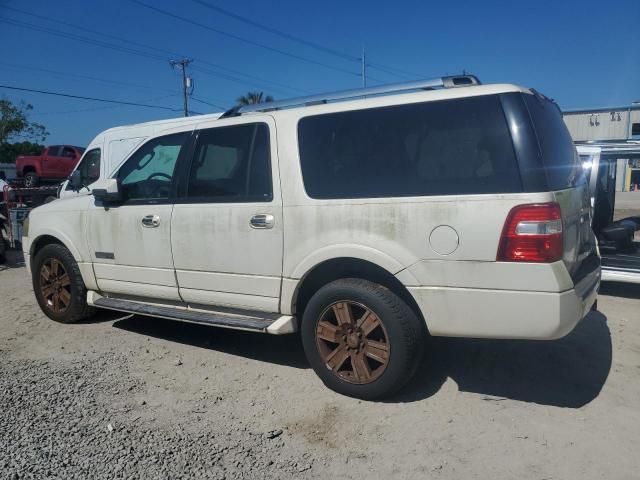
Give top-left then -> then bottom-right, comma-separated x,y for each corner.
297,95 -> 521,199
523,93 -> 583,190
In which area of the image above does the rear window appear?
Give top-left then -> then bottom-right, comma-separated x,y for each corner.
297,95 -> 521,199
523,93 -> 583,190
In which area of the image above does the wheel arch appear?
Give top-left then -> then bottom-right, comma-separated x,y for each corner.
30,232 -> 82,264
22,164 -> 38,175
290,257 -> 426,331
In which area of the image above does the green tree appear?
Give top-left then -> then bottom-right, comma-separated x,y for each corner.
0,98 -> 48,145
235,91 -> 274,106
0,98 -> 48,164
0,142 -> 44,165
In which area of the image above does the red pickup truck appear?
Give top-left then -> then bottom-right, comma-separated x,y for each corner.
16,145 -> 85,187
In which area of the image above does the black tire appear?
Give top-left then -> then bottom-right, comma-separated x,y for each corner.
32,243 -> 95,323
301,278 -> 425,400
24,172 -> 38,187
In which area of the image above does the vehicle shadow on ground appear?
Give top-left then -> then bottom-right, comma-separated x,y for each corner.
393,310 -> 612,407
113,315 -> 309,369
80,308 -> 134,324
0,249 -> 25,271
113,309 -> 612,408
599,281 -> 640,299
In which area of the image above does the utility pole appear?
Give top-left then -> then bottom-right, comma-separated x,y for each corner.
361,47 -> 367,88
170,58 -> 193,117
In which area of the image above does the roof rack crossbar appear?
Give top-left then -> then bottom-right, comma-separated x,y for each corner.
229,75 -> 480,116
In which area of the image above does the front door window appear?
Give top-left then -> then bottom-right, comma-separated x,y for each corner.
117,132 -> 188,203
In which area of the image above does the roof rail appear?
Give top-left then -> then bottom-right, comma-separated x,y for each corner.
220,74 -> 481,118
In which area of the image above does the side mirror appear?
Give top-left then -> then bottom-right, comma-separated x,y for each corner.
69,170 -> 82,191
92,178 -> 121,204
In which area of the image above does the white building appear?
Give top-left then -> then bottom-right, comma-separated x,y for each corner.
564,104 -> 640,191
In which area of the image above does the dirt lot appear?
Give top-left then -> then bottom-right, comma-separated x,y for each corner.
1,250 -> 639,479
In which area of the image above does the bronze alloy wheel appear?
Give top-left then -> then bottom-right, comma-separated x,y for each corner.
39,258 -> 72,313
315,301 -> 390,385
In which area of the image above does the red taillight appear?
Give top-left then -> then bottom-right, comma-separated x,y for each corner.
497,203 -> 564,262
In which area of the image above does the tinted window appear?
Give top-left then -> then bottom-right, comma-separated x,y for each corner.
67,148 -> 100,190
117,132 -> 187,202
185,123 -> 272,202
298,95 -> 521,199
61,146 -> 76,158
47,146 -> 61,156
523,94 -> 583,190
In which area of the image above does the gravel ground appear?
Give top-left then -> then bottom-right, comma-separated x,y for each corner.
1,249 -> 640,479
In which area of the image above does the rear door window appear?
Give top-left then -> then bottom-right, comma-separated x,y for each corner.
47,146 -> 62,157
61,146 -> 77,158
523,94 -> 584,190
184,123 -> 272,202
297,95 -> 521,199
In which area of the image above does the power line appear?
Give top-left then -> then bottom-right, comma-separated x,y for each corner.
0,61 -> 176,94
188,0 -> 359,62
186,0 -> 419,80
0,17 -> 167,62
190,64 -> 291,97
0,85 -> 182,112
1,7 -> 410,107
6,3 -> 412,84
128,0 -> 362,78
192,64 -> 303,96
366,62 -> 421,79
191,97 -> 225,110
4,4 -> 416,86
37,95 -> 180,115
1,9 -> 306,95
3,5 -> 170,60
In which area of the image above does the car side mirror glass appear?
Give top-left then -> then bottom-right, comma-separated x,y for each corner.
92,178 -> 121,204
69,170 -> 82,191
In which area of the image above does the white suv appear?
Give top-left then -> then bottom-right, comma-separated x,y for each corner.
22,76 -> 600,399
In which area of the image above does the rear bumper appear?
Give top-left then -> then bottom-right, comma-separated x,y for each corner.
408,264 -> 600,340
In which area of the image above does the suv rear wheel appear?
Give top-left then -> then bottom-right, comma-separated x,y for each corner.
32,244 -> 95,323
301,278 -> 424,400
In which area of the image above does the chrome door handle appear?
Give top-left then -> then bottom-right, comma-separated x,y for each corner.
250,214 -> 274,229
141,214 -> 160,228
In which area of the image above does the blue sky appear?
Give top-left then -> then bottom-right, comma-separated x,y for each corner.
1,0 -> 638,146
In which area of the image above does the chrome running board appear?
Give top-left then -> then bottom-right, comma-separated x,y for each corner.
87,291 -> 297,334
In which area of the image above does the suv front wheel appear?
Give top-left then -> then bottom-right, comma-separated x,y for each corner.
32,244 -> 95,323
301,278 -> 425,400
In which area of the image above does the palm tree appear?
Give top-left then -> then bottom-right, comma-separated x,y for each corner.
236,91 -> 274,106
